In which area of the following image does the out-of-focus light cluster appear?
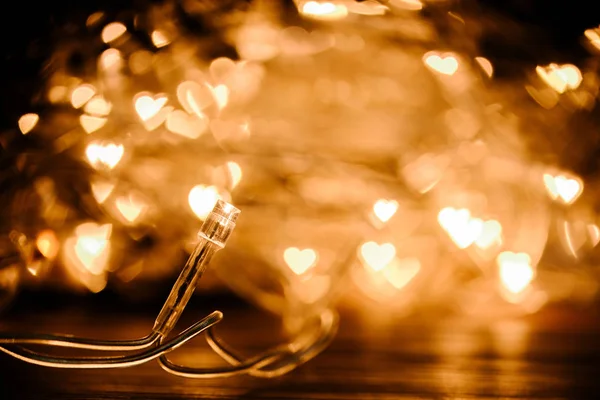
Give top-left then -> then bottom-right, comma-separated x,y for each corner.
2,0 -> 600,324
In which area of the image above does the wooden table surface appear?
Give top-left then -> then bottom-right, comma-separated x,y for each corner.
1,291 -> 600,399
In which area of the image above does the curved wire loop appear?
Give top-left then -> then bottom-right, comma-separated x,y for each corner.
0,311 -> 222,369
158,308 -> 338,378
0,200 -> 240,370
0,203 -> 338,376
0,331 -> 160,351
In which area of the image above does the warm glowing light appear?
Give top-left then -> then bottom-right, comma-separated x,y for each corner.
284,247 -> 318,275
359,241 -> 396,271
383,257 -> 420,290
475,57 -> 493,78
346,0 -> 388,15
389,0 -> 422,11
165,109 -> 207,139
36,230 -> 59,259
543,173 -> 583,204
134,93 -> 168,121
74,222 -> 112,242
438,207 -> 502,251
116,194 -> 147,223
84,96 -> 112,116
8,0 -> 590,318
585,27 -> 600,51
74,234 -> 110,275
438,207 -> 481,249
70,84 -> 96,109
497,251 -> 535,296
99,49 -> 122,71
373,199 -> 399,223
210,84 -> 229,110
226,161 -> 243,189
80,115 -> 107,134
63,223 -> 112,292
188,185 -> 221,219
300,1 -> 349,20
85,142 -> 124,169
424,52 -> 459,76
18,113 -> 39,134
151,30 -> 171,48
536,63 -> 582,94
176,81 -> 215,116
475,219 -> 503,249
101,22 -> 127,43
91,180 -> 115,204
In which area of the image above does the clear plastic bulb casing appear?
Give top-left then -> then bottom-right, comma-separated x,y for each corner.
153,200 -> 240,337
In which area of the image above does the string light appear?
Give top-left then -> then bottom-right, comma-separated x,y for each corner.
0,201 -> 337,377
3,0 -> 600,378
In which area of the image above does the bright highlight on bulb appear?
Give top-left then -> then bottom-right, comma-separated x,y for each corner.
71,84 -> 97,109
100,49 -> 123,71
80,115 -> 107,134
84,96 -> 112,117
116,194 -> 147,223
497,251 -> 535,296
226,162 -> 243,189
85,142 -> 124,170
63,223 -> 113,293
475,57 -> 494,78
135,93 -> 169,122
284,247 -> 318,275
188,185 -> 221,220
102,22 -> 127,43
536,63 -> 582,93
543,173 -> 583,204
151,30 -> 171,48
300,1 -> 349,20
438,207 -> 503,250
36,230 -> 60,259
424,52 -> 459,76
18,113 -> 39,134
373,199 -> 399,223
359,241 -> 396,271
383,257 -> 420,290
